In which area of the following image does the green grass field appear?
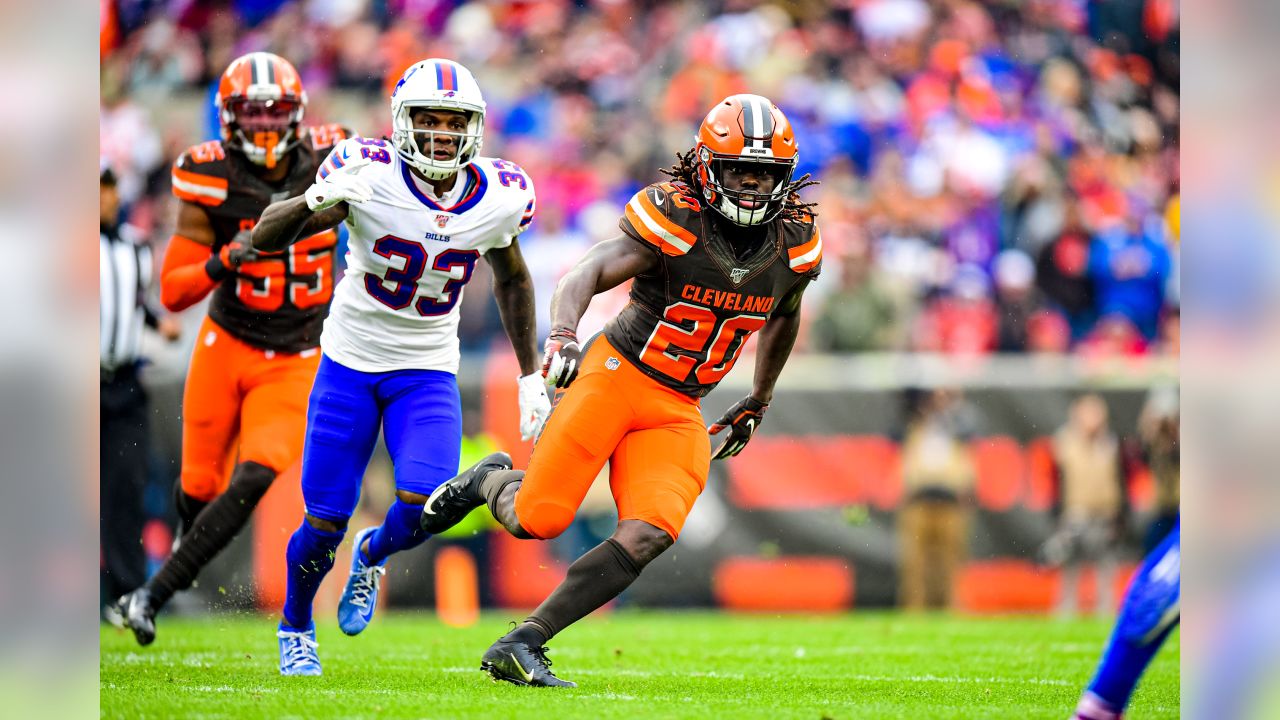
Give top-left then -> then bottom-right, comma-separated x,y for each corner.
100,611 -> 1178,719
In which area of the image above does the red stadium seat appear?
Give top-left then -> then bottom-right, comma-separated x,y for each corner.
956,560 -> 1057,613
726,435 -> 900,510
836,436 -> 903,511
727,436 -> 859,509
958,561 -> 1142,614
1024,438 -> 1056,512
971,436 -> 1025,512
713,556 -> 853,611
1128,467 -> 1155,513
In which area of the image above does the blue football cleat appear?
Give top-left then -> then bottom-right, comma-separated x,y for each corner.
277,621 -> 321,676
337,526 -> 386,636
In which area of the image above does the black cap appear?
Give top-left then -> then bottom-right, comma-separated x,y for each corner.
100,157 -> 117,186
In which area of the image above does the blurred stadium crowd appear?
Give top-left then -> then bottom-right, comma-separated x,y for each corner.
100,0 -> 1179,356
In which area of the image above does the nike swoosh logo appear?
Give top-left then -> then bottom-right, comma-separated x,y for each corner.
509,653 -> 535,683
423,484 -> 448,515
744,419 -> 755,434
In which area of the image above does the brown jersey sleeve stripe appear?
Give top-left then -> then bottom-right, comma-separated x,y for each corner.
172,166 -> 228,190
788,226 -> 822,273
624,203 -> 687,256
636,190 -> 697,244
171,167 -> 228,206
623,190 -> 697,255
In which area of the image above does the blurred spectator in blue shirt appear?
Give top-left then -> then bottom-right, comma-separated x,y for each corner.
1088,218 -> 1172,341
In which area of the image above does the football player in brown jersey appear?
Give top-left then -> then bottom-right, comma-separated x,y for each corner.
107,52 -> 352,645
420,94 -> 822,686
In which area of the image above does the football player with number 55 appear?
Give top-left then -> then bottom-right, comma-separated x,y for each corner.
252,58 -> 548,676
420,94 -> 823,687
107,52 -> 351,647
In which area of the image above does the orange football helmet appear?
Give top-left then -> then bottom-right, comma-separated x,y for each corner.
693,94 -> 799,226
215,52 -> 308,169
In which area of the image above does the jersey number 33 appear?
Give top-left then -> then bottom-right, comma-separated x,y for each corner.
363,236 -> 481,317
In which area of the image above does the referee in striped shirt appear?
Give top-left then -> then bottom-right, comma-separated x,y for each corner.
100,161 -> 180,611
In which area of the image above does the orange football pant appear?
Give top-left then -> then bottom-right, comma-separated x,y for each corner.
515,335 -> 711,541
179,315 -> 319,501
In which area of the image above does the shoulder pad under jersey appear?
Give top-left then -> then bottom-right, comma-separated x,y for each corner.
171,141 -> 229,207
315,136 -> 395,183
302,123 -> 354,153
781,216 -> 822,276
619,181 -> 703,256
477,157 -> 537,236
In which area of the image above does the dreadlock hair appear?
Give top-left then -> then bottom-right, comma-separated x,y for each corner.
660,149 -> 821,222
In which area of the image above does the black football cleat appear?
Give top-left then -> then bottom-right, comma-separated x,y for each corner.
107,588 -> 157,646
420,451 -> 512,534
480,637 -> 577,688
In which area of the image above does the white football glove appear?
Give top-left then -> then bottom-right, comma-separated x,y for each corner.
305,151 -> 373,211
517,372 -> 552,441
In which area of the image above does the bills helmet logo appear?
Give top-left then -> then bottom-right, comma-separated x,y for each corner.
435,214 -> 452,229
730,267 -> 749,284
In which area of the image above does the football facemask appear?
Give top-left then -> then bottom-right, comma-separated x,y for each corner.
701,153 -> 796,226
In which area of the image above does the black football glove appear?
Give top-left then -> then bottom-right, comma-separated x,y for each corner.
225,241 -> 261,267
541,328 -> 583,389
708,396 -> 768,460
205,231 -> 261,280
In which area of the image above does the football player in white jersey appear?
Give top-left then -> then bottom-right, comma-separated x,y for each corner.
252,58 -> 548,676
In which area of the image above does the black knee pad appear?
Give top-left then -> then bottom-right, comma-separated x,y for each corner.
227,461 -> 277,505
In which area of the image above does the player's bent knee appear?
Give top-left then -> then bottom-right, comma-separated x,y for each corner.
229,461 -> 276,501
240,442 -> 300,476
180,472 -> 222,503
395,489 -> 428,505
305,513 -> 347,534
516,501 -> 575,540
612,520 -> 674,568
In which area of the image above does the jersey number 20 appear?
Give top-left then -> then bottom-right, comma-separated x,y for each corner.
639,302 -> 766,385
365,235 -> 480,316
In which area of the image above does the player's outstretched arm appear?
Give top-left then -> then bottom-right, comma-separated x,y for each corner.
252,195 -> 350,253
542,236 -> 658,389
708,278 -> 810,459
749,278 -> 809,405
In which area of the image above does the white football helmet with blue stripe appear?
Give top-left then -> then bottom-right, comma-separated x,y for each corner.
390,58 -> 486,180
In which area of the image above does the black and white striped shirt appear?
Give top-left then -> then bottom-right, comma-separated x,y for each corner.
100,222 -> 159,371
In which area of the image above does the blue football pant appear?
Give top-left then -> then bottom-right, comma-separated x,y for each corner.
300,354 -> 462,522
1084,521 -> 1180,711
